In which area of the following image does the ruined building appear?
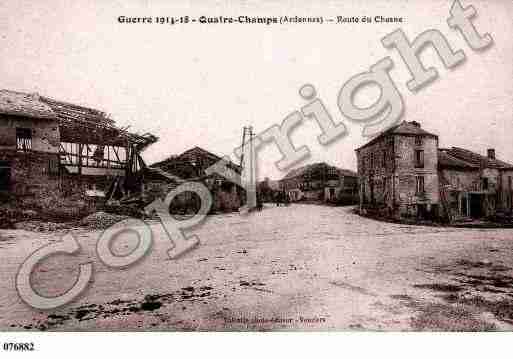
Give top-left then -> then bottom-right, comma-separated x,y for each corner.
356,121 -> 513,221
149,146 -> 243,213
0,90 -> 157,220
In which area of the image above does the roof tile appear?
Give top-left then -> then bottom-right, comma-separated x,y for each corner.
0,90 -> 56,119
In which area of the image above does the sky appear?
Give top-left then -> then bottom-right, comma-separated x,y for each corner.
0,0 -> 512,180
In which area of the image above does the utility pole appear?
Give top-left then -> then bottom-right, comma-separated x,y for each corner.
240,126 -> 257,210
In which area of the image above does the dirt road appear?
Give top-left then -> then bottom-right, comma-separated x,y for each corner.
2,204 -> 513,331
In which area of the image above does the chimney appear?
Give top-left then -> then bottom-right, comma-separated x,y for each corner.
487,148 -> 496,160
410,121 -> 421,128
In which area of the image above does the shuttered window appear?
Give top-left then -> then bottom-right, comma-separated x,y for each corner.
16,128 -> 32,152
48,157 -> 60,175
416,176 -> 425,194
415,150 -> 424,168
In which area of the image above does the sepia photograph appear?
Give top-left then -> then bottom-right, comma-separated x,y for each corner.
0,0 -> 512,356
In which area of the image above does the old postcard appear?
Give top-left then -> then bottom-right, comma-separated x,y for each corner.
0,0 -> 512,355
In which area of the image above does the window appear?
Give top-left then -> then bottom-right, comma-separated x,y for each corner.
482,177 -> 489,191
0,161 -> 11,191
382,150 -> 387,167
415,136 -> 423,146
415,150 -> 424,168
416,176 -> 425,194
508,177 -> 513,210
48,157 -> 60,175
16,128 -> 32,151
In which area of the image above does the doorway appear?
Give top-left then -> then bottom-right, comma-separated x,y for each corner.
0,161 -> 11,191
329,187 -> 335,201
469,194 -> 483,218
460,195 -> 468,217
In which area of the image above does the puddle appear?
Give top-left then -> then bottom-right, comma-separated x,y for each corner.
9,285 -> 215,331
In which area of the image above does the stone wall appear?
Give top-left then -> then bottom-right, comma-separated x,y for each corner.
0,114 -> 60,153
439,167 -> 513,218
394,135 -> 439,215
439,168 -> 480,192
357,133 -> 440,219
0,150 -> 97,220
213,185 -> 241,212
439,168 -> 480,218
499,170 -> 513,214
356,135 -> 395,208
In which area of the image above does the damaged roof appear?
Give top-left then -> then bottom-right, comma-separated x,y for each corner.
150,146 -> 242,180
40,95 -> 157,150
0,90 -> 56,119
0,89 -> 157,150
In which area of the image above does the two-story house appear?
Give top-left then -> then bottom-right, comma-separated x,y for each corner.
355,121 -> 440,219
356,120 -> 513,221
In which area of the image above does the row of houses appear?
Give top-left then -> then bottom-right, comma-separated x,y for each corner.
1,88 -> 510,223
0,89 -> 360,217
356,121 -> 513,221
278,162 -> 358,204
149,121 -> 513,221
277,120 -> 513,223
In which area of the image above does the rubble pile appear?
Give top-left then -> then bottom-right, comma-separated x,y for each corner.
0,206 -> 42,229
0,208 -> 16,229
79,211 -> 129,230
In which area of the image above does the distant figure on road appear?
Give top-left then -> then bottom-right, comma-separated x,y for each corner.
255,195 -> 263,211
284,192 -> 290,206
274,191 -> 281,207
